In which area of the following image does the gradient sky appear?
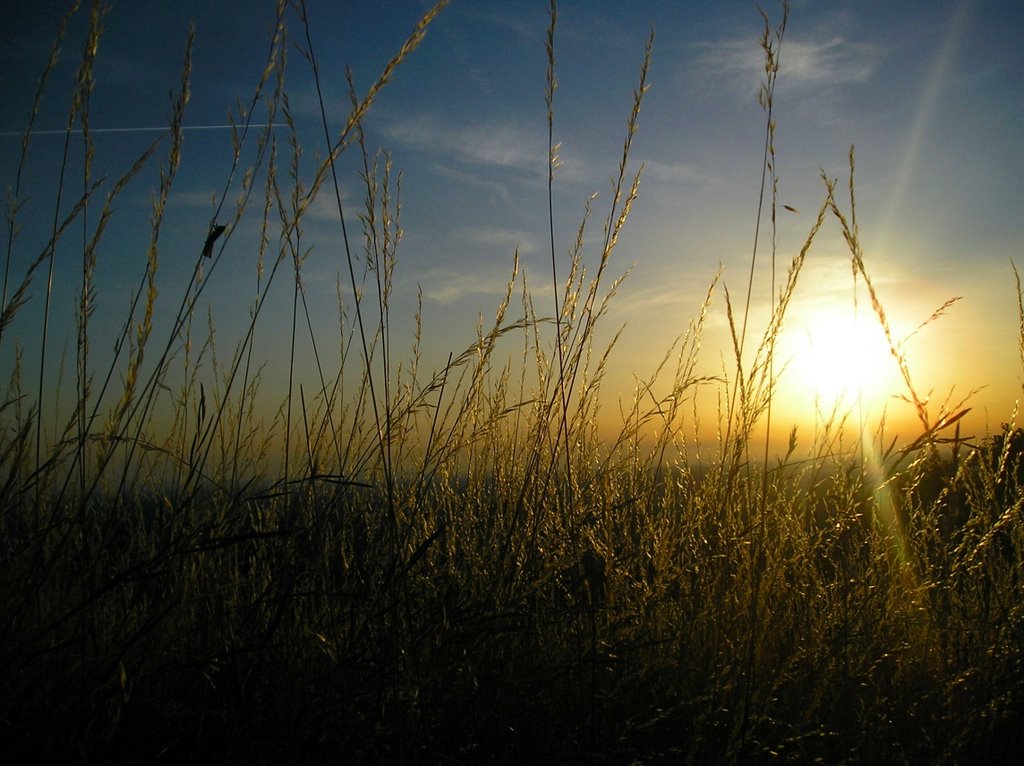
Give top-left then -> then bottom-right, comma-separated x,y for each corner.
2,1 -> 1022,455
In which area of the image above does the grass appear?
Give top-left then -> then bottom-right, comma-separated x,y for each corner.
2,1 -> 1023,763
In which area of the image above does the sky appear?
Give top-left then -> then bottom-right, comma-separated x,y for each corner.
2,0 -> 1022,457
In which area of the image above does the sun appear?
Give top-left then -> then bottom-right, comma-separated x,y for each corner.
782,305 -> 900,413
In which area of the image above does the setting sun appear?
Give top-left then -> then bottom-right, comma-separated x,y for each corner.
781,304 -> 902,414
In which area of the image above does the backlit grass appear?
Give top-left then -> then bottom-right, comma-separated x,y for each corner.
1,1 -> 1022,763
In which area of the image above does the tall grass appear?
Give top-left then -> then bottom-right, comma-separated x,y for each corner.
2,1 -> 1022,763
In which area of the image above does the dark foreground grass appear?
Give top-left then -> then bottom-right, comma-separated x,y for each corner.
4,443 -> 1023,763
2,1 -> 1023,763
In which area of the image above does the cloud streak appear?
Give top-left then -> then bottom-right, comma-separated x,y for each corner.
456,226 -> 540,256
692,33 -> 879,99
378,111 -> 546,176
416,266 -> 515,305
641,159 -> 715,187
375,109 -> 627,190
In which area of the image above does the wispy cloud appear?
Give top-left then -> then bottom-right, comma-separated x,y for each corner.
692,33 -> 880,100
458,5 -> 543,45
376,111 -> 546,176
416,266 -> 515,305
303,187 -> 355,222
641,159 -> 716,187
375,109 -> 615,189
456,226 -> 540,256
172,190 -> 220,209
612,284 -> 692,315
429,162 -> 515,205
779,37 -> 878,87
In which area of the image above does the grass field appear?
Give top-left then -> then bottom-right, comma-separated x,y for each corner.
2,1 -> 1022,762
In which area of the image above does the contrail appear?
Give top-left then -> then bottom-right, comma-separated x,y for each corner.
0,123 -> 287,137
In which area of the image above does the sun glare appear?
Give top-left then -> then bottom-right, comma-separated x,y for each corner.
782,306 -> 900,415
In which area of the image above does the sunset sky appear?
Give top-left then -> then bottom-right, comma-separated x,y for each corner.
2,0 -> 1022,455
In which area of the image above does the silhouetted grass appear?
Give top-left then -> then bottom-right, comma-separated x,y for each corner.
1,1 -> 1021,763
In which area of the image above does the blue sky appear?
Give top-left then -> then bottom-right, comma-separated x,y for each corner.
2,0 -> 1022,449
